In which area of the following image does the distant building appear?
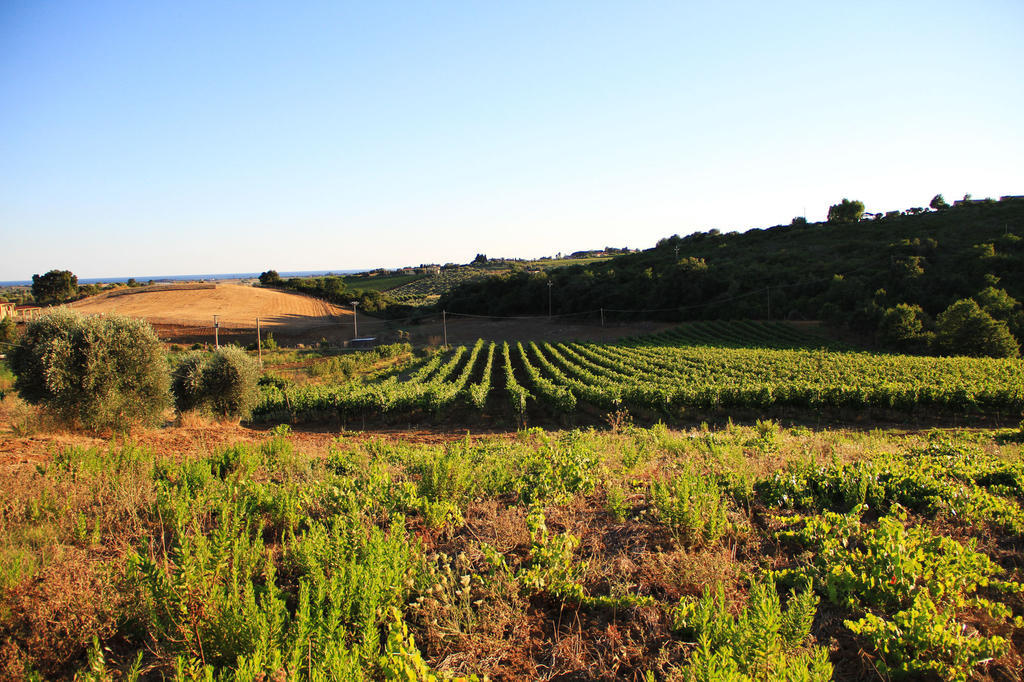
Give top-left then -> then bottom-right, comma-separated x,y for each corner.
14,305 -> 42,321
0,301 -> 13,319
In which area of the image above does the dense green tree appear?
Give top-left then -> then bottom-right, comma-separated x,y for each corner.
930,194 -> 949,210
259,270 -> 281,286
31,269 -> 78,305
975,286 -> 1024,338
9,309 -> 170,428
827,199 -> 865,224
878,303 -> 930,350
974,286 -> 1019,320
934,299 -> 1019,358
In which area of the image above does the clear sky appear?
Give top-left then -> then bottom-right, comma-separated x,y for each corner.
2,1 -> 1022,280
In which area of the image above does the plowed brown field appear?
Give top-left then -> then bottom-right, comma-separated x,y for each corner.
69,284 -> 350,331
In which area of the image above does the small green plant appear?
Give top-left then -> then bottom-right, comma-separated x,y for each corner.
514,431 -> 599,504
649,469 -> 730,548
605,482 -> 629,522
751,418 -> 780,452
670,577 -> 832,681
380,607 -> 482,681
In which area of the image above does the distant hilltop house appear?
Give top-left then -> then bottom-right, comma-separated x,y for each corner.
0,301 -> 14,319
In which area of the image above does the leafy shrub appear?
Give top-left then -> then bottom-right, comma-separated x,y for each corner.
9,309 -> 169,429
0,316 -> 17,346
199,347 -> 260,418
170,346 -> 260,419
775,507 -> 1020,680
649,469 -> 730,548
170,353 -> 205,413
755,438 -> 1024,532
515,432 -> 599,504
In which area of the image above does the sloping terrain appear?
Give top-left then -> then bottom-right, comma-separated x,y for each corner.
70,284 -> 351,330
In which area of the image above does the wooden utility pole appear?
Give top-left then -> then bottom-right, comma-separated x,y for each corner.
442,310 -> 448,348
350,302 -> 358,339
256,317 -> 262,368
213,315 -> 219,349
600,307 -> 604,326
547,281 -> 553,319
766,287 -> 771,320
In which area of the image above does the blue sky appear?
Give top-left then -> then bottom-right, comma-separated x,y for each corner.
2,1 -> 1022,280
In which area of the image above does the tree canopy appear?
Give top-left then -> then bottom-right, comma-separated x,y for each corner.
826,199 -> 865,224
258,270 -> 281,286
31,269 -> 78,305
934,299 -> 1019,358
9,309 -> 170,428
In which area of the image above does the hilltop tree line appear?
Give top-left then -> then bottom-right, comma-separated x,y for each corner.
6,270 -> 153,308
440,197 -> 1024,357
257,270 -> 398,315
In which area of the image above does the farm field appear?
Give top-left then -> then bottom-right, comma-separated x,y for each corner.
254,321 -> 1024,426
0,418 -> 1022,680
342,272 -> 428,292
3,317 -> 1024,680
69,283 -> 352,334
388,267 -> 495,306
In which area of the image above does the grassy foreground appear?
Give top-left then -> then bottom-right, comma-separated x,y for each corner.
1,422 -> 1023,680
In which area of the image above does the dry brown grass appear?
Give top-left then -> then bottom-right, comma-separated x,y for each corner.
0,547 -> 125,680
70,284 -> 351,331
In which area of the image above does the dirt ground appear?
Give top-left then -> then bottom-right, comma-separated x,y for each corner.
70,284 -> 350,331
0,400 -> 505,468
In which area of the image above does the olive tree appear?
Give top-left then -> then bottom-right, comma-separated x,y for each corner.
9,309 -> 170,429
171,346 -> 260,419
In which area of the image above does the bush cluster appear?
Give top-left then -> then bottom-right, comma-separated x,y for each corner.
171,347 -> 260,419
9,309 -> 169,429
9,310 -> 261,428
